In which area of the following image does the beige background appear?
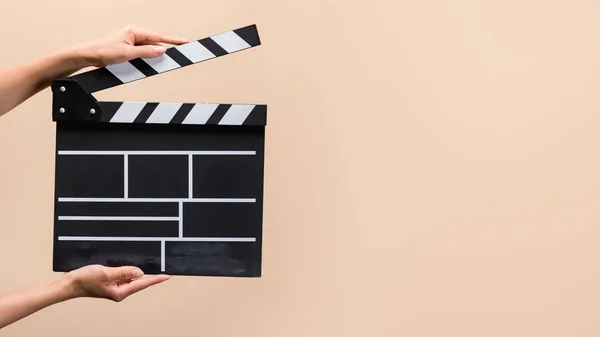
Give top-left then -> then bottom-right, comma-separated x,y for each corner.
2,0 -> 600,336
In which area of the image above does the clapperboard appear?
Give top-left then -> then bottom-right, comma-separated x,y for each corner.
50,24 -> 266,277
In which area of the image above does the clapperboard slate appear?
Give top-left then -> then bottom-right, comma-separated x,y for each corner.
50,24 -> 266,277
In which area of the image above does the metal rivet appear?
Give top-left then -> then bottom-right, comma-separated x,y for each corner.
59,108 -> 65,114
60,86 -> 65,92
90,109 -> 96,115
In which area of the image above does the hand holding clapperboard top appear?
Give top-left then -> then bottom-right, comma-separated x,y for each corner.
0,23 -> 266,329
52,24 -> 267,278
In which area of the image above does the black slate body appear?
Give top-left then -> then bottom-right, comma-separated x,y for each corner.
53,123 -> 265,277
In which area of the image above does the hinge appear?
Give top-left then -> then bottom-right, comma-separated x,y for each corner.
51,79 -> 102,122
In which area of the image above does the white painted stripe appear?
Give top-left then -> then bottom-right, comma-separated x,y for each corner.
142,53 -> 180,73
106,62 -> 146,83
161,240 -> 165,272
124,154 -> 128,198
211,31 -> 251,53
110,102 -> 146,123
188,154 -> 193,199
58,236 -> 256,242
178,201 -> 183,238
175,41 -> 215,63
58,197 -> 256,203
219,104 -> 255,125
182,103 -> 218,124
58,150 -> 255,155
58,216 -> 179,221
145,102 -> 183,124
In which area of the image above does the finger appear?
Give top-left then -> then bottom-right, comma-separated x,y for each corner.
128,24 -> 188,45
137,40 -> 163,46
104,266 -> 145,282
115,275 -> 171,299
124,45 -> 167,60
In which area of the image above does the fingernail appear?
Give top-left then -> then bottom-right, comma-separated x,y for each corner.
154,46 -> 166,53
133,269 -> 144,277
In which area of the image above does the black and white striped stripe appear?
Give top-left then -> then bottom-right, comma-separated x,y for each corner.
70,24 -> 261,93
96,101 -> 266,125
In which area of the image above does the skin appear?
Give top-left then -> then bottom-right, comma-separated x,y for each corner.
0,24 -> 189,329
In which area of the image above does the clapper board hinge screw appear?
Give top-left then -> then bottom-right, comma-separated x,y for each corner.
90,109 -> 95,115
59,86 -> 66,114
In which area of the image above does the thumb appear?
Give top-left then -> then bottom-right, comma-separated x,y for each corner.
127,44 -> 166,59
105,266 -> 144,282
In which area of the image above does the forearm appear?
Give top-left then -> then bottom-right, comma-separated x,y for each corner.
0,276 -> 75,329
0,46 -> 93,118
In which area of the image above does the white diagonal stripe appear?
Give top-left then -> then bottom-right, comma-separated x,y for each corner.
175,41 -> 216,63
146,102 -> 183,124
219,104 -> 255,125
182,104 -> 218,124
106,62 -> 146,83
110,102 -> 146,123
211,31 -> 251,53
142,53 -> 181,73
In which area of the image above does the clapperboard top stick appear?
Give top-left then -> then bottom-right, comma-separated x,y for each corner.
50,24 -> 266,126
51,24 -> 267,278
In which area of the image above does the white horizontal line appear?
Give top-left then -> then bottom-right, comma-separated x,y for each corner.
58,216 -> 179,221
57,236 -> 256,242
57,150 -> 255,155
57,197 -> 256,203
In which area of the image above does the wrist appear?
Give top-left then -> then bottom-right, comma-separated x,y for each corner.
61,44 -> 98,69
24,45 -> 96,89
48,273 -> 81,302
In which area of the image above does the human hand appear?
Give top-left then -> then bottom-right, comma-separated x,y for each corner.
62,264 -> 170,302
73,24 -> 189,67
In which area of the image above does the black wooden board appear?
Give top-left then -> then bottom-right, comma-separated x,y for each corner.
52,122 -> 265,277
